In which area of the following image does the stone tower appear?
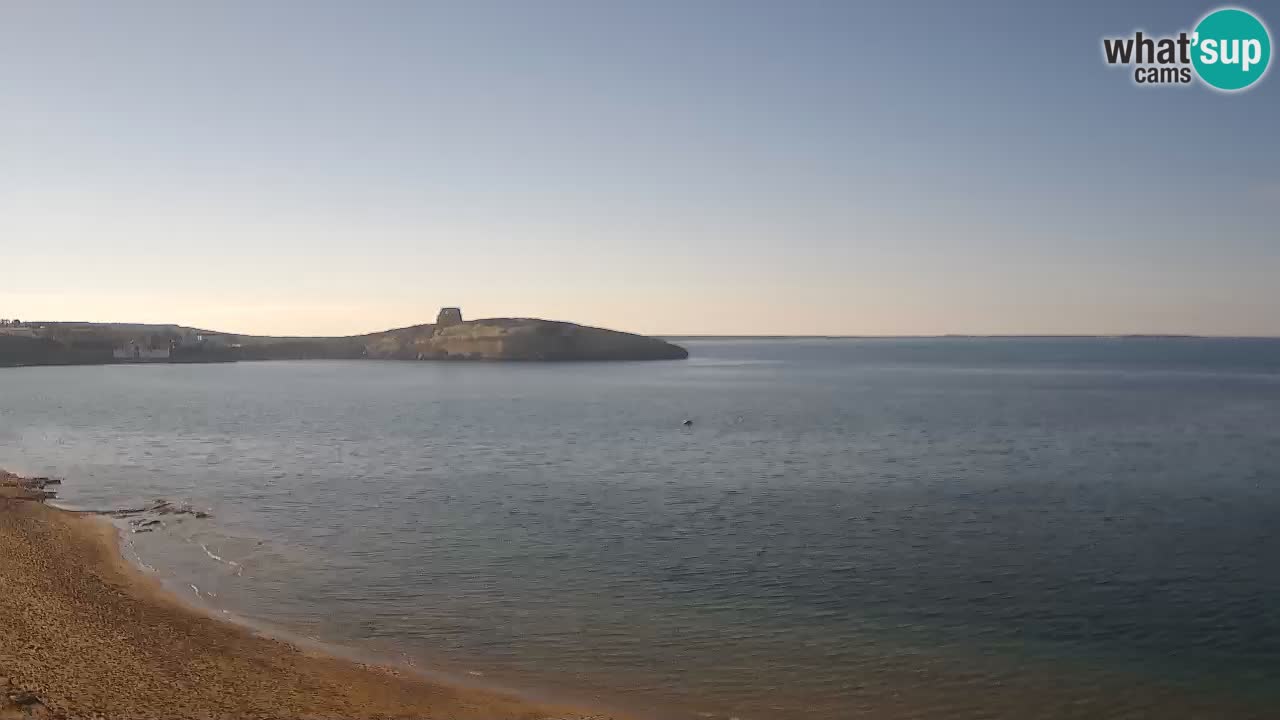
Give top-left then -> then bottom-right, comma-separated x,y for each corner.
436,307 -> 463,328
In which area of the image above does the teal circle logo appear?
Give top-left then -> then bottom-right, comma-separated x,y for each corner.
1192,8 -> 1271,91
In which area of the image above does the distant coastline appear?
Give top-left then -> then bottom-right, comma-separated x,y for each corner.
0,307 -> 689,367
666,334 -> 1278,340
9,315 -> 1277,369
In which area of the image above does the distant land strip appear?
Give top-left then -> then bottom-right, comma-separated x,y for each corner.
0,308 -> 688,367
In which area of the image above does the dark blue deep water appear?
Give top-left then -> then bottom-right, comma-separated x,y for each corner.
2,338 -> 1279,719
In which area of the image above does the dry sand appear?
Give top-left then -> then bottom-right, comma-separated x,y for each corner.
0,471 -> 617,720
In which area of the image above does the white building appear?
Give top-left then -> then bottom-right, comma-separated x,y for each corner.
196,333 -> 232,347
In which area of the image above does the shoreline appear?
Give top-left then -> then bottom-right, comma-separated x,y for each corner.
0,470 -> 622,720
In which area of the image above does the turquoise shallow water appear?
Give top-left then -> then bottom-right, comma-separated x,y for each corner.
2,338 -> 1279,719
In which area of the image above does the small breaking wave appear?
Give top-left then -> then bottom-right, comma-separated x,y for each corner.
200,543 -> 244,576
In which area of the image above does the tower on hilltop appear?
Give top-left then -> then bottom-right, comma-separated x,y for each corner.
436,307 -> 463,328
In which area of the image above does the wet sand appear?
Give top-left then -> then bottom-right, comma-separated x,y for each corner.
0,471 -> 616,720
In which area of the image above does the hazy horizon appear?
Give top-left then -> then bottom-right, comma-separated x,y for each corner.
14,316 -> 1280,341
3,1 -> 1277,337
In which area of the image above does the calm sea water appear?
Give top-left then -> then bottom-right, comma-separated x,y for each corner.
2,338 -> 1279,719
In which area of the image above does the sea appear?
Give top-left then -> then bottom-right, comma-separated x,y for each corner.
2,338 -> 1279,719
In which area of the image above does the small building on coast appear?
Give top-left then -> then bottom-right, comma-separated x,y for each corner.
196,333 -> 238,348
174,331 -> 239,349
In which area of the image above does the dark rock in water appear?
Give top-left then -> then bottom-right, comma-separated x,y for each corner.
127,517 -> 163,534
105,499 -> 211,521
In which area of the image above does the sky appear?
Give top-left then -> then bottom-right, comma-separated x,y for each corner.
1,0 -> 1277,336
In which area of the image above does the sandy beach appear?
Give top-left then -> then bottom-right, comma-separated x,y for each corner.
0,471 -> 616,720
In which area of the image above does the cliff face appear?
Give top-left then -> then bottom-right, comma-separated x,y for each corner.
0,335 -> 111,366
362,318 -> 688,361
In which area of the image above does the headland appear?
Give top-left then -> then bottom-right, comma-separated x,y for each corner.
0,308 -> 688,367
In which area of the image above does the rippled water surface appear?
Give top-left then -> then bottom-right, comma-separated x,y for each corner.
3,338 -> 1280,719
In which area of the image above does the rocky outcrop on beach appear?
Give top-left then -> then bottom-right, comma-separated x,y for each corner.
0,674 -> 52,720
1,674 -> 51,719
0,472 -> 59,503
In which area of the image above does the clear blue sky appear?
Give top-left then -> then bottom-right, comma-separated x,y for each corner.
2,0 -> 1276,336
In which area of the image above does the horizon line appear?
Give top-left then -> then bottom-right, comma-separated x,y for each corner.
12,320 -> 1280,342
660,334 -> 1280,340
